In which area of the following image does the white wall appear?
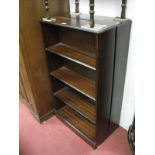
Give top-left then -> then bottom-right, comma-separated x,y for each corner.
70,0 -> 135,130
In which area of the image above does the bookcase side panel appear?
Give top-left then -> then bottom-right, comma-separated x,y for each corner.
96,29 -> 116,145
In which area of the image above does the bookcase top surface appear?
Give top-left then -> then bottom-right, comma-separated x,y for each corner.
41,14 -> 131,34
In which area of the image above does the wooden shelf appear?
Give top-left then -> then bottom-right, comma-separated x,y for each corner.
46,43 -> 96,70
41,15 -> 125,34
57,105 -> 96,145
54,87 -> 96,124
50,67 -> 96,101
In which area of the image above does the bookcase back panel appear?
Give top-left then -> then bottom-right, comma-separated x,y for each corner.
59,28 -> 96,57
42,24 -> 60,47
46,53 -> 63,71
63,60 -> 96,81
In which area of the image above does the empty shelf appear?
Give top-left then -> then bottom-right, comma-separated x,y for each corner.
57,105 -> 96,144
46,43 -> 96,70
55,87 -> 96,124
50,67 -> 96,101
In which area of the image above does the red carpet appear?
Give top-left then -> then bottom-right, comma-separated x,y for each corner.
19,103 -> 132,155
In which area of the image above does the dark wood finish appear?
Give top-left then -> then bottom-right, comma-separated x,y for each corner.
95,29 -> 117,145
59,28 -> 96,56
46,43 -> 96,70
19,50 -> 37,113
42,24 -> 96,56
19,0 -> 70,121
54,87 -> 96,124
20,0 -> 134,147
19,97 -> 40,121
19,50 -> 41,120
63,60 -> 96,81
50,67 -> 96,101
57,105 -> 96,143
41,24 -> 60,47
20,0 -> 54,120
19,72 -> 28,102
41,15 -> 130,34
42,15 -> 131,148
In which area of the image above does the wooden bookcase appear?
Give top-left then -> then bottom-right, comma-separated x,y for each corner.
41,15 -> 131,148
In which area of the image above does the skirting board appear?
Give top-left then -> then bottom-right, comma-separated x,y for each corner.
39,109 -> 56,123
20,97 -> 55,123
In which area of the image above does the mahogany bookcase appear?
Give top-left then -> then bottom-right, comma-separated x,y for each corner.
41,0 -> 131,148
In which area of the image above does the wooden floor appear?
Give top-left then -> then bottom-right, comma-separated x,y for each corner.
20,102 -> 132,155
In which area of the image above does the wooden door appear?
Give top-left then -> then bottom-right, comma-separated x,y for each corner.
19,49 -> 37,113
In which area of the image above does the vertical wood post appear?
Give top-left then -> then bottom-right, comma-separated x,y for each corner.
44,0 -> 50,19
89,0 -> 95,28
75,0 -> 80,13
121,0 -> 127,19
